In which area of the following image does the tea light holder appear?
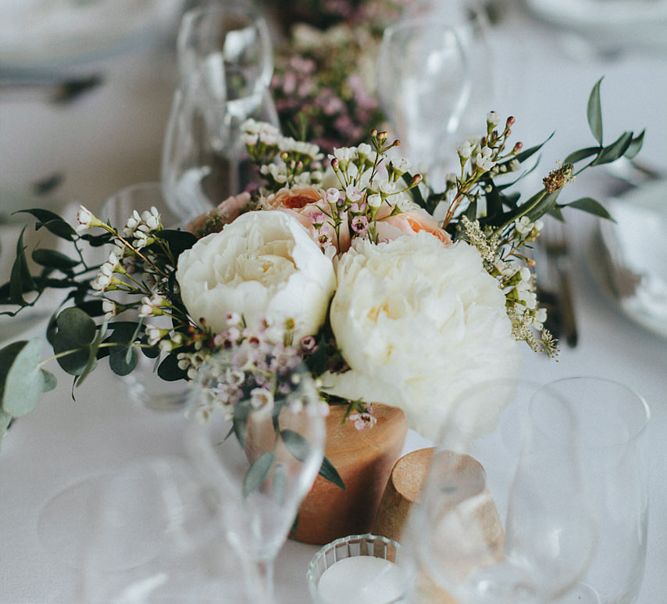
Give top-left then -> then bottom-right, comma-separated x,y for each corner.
307,533 -> 406,604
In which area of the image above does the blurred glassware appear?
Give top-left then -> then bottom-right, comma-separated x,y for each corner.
406,0 -> 496,141
524,0 -> 667,57
185,353 -> 326,603
589,178 -> 667,340
377,18 -> 471,185
100,182 -> 188,411
532,377 -> 650,604
79,456 -> 265,603
162,4 -> 277,222
0,0 -> 183,71
401,380 -> 598,604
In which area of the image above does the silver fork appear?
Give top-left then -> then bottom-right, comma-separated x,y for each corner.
540,218 -> 579,348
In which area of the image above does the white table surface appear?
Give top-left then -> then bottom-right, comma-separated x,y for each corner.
1,8 -> 666,604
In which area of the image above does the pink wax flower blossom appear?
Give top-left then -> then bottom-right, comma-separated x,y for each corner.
349,404 -> 377,431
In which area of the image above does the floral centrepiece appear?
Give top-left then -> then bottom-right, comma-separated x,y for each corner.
0,81 -> 645,452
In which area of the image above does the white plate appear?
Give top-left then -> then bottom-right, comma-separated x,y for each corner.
0,0 -> 183,70
590,179 -> 667,339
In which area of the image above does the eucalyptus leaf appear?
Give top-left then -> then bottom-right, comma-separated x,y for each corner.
0,339 -> 47,417
155,230 -> 197,258
110,346 -> 137,376
16,209 -> 75,240
563,147 -> 600,165
565,197 -> 615,221
281,429 -> 310,462
41,369 -> 57,392
52,307 -> 97,375
319,456 -> 345,490
624,130 -> 646,160
0,410 -> 11,441
272,463 -> 287,506
32,249 -> 79,272
593,131 -> 634,166
243,452 -> 274,497
587,78 -> 604,146
9,228 -> 36,305
157,353 -> 187,382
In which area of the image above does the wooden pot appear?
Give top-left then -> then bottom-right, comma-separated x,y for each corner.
291,403 -> 408,545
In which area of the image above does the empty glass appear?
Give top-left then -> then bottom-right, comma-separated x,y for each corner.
100,183 -> 188,411
406,0 -> 495,140
377,18 -> 471,184
532,377 -> 651,604
79,456 -> 264,603
401,380 -> 597,604
185,353 -> 326,603
162,4 -> 277,221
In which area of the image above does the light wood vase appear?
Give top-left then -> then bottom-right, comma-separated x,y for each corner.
291,403 -> 408,545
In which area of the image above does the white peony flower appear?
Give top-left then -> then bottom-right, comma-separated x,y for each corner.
326,234 -> 520,440
176,211 -> 336,340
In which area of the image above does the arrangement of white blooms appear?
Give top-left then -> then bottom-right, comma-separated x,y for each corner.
0,80 -> 645,448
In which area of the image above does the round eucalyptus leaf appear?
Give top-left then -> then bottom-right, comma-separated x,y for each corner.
32,249 -> 79,272
109,346 -> 138,376
41,369 -> 57,392
0,339 -> 47,417
52,308 -> 97,375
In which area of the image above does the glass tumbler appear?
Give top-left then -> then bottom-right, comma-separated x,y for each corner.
532,377 -> 651,604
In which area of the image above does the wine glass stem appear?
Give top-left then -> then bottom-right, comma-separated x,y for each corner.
228,153 -> 241,197
255,557 -> 276,603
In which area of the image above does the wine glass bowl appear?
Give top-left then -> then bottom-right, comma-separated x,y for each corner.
402,380 -> 598,604
185,351 -> 326,601
377,17 -> 471,180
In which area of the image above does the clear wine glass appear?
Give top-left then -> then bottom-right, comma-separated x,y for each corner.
79,456 -> 265,603
99,182 -> 188,411
377,17 -> 471,183
406,0 -> 495,141
532,377 -> 651,604
401,379 -> 597,604
185,352 -> 326,603
162,4 -> 277,221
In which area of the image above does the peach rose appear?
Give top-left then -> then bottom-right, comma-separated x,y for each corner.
376,207 -> 451,245
267,186 -> 323,210
268,186 -> 351,254
187,192 -> 252,237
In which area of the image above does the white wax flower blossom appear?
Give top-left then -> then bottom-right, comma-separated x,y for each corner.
333,147 -> 356,162
176,211 -> 336,340
457,141 -> 472,159
357,143 -> 372,157
102,299 -> 116,318
75,205 -> 98,232
487,111 -> 500,127
515,216 -> 534,235
367,193 -> 382,209
326,235 -> 519,440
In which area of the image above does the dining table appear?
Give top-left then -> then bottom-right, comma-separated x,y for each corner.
1,7 -> 666,603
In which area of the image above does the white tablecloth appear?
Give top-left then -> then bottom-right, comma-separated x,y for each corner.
1,9 -> 666,604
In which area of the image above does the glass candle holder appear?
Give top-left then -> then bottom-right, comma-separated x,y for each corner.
307,534 -> 406,604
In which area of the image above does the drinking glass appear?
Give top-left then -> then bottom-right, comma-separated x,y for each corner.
532,377 -> 651,604
406,0 -> 495,139
377,18 -> 471,184
100,183 -> 188,411
161,84 -> 277,222
80,456 -> 264,603
185,352 -> 326,603
162,4 -> 277,221
401,380 -> 597,604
